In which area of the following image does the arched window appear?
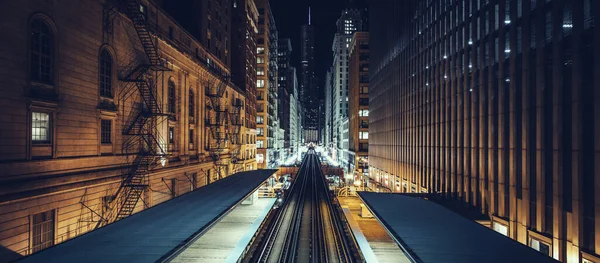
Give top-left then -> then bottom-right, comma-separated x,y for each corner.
99,49 -> 113,98
189,88 -> 195,117
168,80 -> 176,114
30,18 -> 54,84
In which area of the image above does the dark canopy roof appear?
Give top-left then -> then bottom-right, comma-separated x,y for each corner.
358,192 -> 559,263
19,169 -> 277,263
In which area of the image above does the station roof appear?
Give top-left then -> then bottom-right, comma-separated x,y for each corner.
19,169 -> 277,263
358,192 -> 559,263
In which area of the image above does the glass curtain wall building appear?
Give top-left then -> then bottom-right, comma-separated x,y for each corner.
369,0 -> 600,262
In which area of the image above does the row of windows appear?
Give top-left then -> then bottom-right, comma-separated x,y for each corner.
31,112 -> 113,145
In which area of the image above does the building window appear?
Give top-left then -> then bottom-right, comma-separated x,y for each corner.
32,112 -> 51,144
168,80 -> 176,114
30,18 -> 54,85
169,127 -> 174,144
257,47 -> 264,54
257,79 -> 265,88
101,120 -> 112,144
529,238 -> 551,256
257,127 -> 264,136
257,67 -> 265,76
257,116 -> 264,124
99,49 -> 113,98
492,221 -> 508,236
257,57 -> 264,64
359,86 -> 368,94
359,131 -> 369,140
189,129 -> 194,144
32,210 -> 55,253
359,109 -> 369,117
257,140 -> 264,148
189,89 -> 195,117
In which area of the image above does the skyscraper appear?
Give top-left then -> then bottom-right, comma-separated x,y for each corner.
255,0 -> 278,168
300,7 -> 319,143
331,2 -> 364,170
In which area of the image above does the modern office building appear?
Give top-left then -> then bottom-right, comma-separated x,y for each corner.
369,1 -> 600,262
289,67 -> 301,155
0,0 -> 256,260
255,0 -> 278,168
324,68 -> 334,152
300,8 -> 319,143
232,0 -> 259,131
278,39 -> 292,152
348,32 -> 369,181
331,3 -> 364,170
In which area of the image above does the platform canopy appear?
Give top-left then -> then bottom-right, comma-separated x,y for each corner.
18,169 -> 277,263
358,192 -> 559,263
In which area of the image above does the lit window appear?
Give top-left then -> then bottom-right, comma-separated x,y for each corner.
30,18 -> 54,85
359,109 -> 369,117
529,238 -> 551,256
257,47 -> 264,54
169,127 -> 174,144
257,140 -> 264,148
257,79 -> 265,88
257,116 -> 264,124
359,132 -> 369,140
257,67 -> 265,76
492,221 -> 508,236
32,112 -> 51,144
257,127 -> 264,136
257,57 -> 264,64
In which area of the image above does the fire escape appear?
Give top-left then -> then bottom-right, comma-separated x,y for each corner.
229,98 -> 244,173
96,0 -> 170,229
205,79 -> 230,180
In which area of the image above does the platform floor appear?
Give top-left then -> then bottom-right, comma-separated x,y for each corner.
172,197 -> 276,263
338,196 -> 410,263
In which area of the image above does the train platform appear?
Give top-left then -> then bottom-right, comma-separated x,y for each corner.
17,169 -> 278,263
358,192 -> 560,263
338,196 -> 411,263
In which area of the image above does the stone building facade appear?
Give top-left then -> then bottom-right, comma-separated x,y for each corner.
369,0 -> 600,262
0,0 -> 256,261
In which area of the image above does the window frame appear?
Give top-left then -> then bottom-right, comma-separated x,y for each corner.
99,47 -> 115,98
168,79 -> 176,114
100,119 -> 112,144
30,209 -> 56,254
31,111 -> 52,145
29,15 -> 56,86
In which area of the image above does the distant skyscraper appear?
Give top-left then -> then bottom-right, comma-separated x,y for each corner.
301,7 -> 319,143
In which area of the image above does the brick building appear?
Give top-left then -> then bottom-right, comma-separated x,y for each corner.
369,0 -> 600,262
0,0 -> 256,261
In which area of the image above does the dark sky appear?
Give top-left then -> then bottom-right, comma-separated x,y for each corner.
271,0 -> 367,89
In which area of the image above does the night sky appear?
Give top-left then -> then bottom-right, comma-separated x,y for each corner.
271,0 -> 367,90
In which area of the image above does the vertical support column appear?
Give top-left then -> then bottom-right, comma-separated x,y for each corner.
508,0 -> 519,240
518,0 -> 532,245
551,1 -> 564,260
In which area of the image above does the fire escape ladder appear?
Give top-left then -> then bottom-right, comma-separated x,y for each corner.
205,79 -> 231,179
229,100 -> 244,172
95,0 -> 171,229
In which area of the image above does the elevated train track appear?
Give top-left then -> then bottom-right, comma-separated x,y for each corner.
244,150 -> 360,263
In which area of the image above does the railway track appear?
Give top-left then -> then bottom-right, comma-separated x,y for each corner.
244,150 -> 359,263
